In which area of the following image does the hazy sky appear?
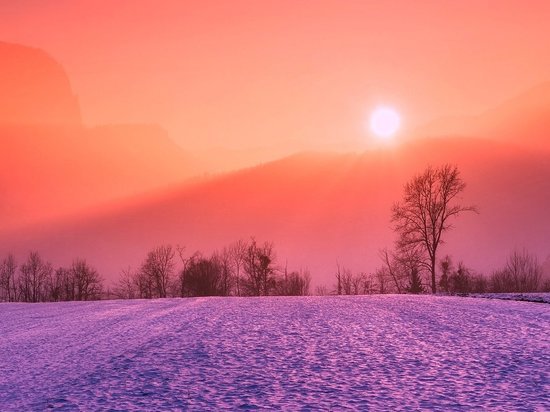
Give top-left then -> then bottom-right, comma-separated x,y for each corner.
2,0 -> 550,151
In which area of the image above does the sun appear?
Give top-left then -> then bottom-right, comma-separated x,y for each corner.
369,106 -> 401,139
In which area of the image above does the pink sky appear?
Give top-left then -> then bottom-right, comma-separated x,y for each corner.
2,1 -> 550,152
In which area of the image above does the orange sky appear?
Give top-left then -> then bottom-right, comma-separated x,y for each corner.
2,0 -> 550,152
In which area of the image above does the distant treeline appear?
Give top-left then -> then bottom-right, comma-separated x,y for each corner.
0,240 -> 548,303
114,239 -> 310,300
0,252 -> 102,303
0,239 -> 310,303
335,248 -> 549,296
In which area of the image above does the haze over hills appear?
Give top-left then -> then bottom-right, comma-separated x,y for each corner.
0,42 -> 199,228
1,41 -> 550,288
414,82 -> 550,150
3,135 -> 550,287
0,41 -> 81,126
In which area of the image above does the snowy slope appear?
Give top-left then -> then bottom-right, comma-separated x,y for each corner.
0,296 -> 548,410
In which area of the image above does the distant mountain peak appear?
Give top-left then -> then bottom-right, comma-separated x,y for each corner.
0,41 -> 81,126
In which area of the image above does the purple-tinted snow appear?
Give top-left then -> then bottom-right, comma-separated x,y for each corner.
0,296 -> 548,410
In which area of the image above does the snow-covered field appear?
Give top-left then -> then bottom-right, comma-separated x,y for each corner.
1,296 -> 548,410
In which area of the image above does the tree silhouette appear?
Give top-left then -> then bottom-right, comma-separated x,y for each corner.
180,255 -> 223,297
439,255 -> 453,294
391,164 -> 476,293
491,249 -> 543,292
243,239 -> 277,296
19,251 -> 52,302
406,267 -> 424,294
71,259 -> 103,301
0,254 -> 17,302
140,245 -> 175,298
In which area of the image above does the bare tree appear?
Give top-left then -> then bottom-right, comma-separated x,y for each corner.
334,264 -> 374,295
0,254 -> 17,302
114,267 -> 137,299
315,284 -> 329,296
391,164 -> 476,293
46,267 -> 65,302
229,239 -> 248,297
439,255 -> 453,294
135,269 -> 154,299
341,267 -> 354,295
243,239 -> 277,296
180,254 -> 223,297
335,262 -> 344,295
175,246 -> 201,298
395,245 -> 426,292
62,267 -> 76,301
19,251 -> 52,302
373,267 -> 389,294
379,248 -> 407,293
469,272 -> 488,293
214,247 -> 234,296
141,245 -> 175,298
71,259 -> 103,301
491,249 -> 542,292
360,273 -> 377,295
276,268 -> 311,296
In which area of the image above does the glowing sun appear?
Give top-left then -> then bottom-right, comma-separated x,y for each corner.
369,106 -> 400,138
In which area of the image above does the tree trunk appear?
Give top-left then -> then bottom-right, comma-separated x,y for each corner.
431,256 -> 437,294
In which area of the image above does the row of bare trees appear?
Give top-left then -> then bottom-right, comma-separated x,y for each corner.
438,250 -> 545,294
0,252 -> 102,302
327,248 -> 548,296
0,238 -> 312,303
113,239 -> 311,299
1,246 -> 546,302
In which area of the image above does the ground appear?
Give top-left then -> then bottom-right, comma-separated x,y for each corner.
0,295 -> 548,410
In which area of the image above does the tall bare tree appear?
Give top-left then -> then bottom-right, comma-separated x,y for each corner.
229,239 -> 248,296
335,262 -> 343,295
141,245 -> 175,298
214,247 -> 234,296
391,164 -> 476,293
176,246 -> 201,298
71,259 -> 103,301
19,251 -> 52,302
243,239 -> 277,296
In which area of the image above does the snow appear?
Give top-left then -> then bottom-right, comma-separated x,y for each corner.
466,292 -> 550,304
0,295 -> 549,410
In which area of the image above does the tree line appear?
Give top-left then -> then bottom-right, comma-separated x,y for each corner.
1,244 -> 547,304
113,239 -> 311,300
0,238 -> 312,302
1,164 -> 548,303
0,252 -> 102,303
329,248 -> 548,296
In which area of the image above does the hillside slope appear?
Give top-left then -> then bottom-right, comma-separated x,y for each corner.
415,82 -> 550,150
